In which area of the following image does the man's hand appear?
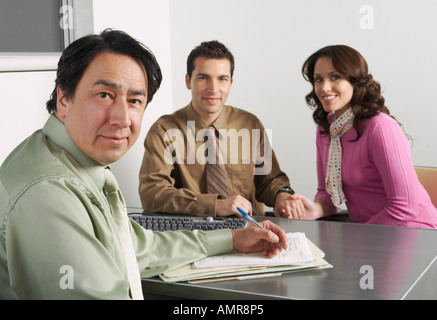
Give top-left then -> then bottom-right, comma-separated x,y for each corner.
231,220 -> 288,258
216,195 -> 252,217
289,193 -> 330,220
273,192 -> 305,219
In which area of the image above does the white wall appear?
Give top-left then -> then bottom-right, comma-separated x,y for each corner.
0,71 -> 54,162
168,0 -> 437,200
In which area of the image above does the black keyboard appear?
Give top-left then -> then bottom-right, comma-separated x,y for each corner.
129,214 -> 247,231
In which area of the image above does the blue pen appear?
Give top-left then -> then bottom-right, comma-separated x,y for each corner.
237,207 -> 285,250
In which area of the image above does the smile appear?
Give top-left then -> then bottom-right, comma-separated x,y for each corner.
323,95 -> 337,101
203,97 -> 220,103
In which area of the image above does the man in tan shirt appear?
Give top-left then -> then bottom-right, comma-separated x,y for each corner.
139,41 -> 303,218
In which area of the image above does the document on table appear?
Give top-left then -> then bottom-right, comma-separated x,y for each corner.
193,232 -> 314,268
159,233 -> 331,283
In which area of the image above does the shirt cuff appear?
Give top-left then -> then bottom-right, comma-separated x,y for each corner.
314,192 -> 337,214
204,229 -> 234,256
195,194 -> 220,217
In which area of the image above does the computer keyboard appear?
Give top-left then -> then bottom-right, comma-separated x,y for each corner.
129,214 -> 247,232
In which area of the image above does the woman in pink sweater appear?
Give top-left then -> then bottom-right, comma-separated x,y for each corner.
296,45 -> 437,229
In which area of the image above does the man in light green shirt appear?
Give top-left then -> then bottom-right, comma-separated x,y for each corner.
0,29 -> 287,299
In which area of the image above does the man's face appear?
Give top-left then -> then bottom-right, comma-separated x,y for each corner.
186,57 -> 233,123
55,52 -> 148,166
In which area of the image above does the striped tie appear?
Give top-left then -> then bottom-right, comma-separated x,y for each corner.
206,126 -> 230,198
104,167 -> 144,300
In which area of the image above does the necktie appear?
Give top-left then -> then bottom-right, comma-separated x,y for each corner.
104,167 -> 144,300
206,125 -> 230,198
326,108 -> 354,211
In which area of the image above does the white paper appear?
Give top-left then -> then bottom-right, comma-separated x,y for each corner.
193,232 -> 314,268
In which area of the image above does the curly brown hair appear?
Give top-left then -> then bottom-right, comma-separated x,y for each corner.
302,45 -> 395,140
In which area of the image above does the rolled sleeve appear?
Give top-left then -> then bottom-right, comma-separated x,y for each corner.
204,229 -> 234,256
132,221 -> 233,278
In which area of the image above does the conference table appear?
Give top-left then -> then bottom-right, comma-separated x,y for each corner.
140,216 -> 437,300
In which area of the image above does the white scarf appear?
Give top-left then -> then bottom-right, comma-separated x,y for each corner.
326,108 -> 355,211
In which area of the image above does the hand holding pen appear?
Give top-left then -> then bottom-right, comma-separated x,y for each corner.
234,207 -> 288,255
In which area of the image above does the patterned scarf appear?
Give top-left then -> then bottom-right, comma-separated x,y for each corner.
326,108 -> 354,211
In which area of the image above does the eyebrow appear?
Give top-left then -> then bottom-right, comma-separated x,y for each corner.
93,79 -> 147,97
314,71 -> 338,77
196,73 -> 231,79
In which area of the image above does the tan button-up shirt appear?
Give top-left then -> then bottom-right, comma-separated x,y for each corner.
139,104 -> 291,216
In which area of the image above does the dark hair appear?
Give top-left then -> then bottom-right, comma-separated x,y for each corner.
302,45 -> 394,139
46,28 -> 162,113
186,40 -> 235,78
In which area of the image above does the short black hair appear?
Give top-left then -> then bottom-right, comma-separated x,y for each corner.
186,40 -> 234,79
46,29 -> 162,113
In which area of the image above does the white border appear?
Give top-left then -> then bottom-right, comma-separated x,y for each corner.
0,53 -> 61,72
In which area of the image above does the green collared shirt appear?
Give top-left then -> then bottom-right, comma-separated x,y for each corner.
0,115 -> 233,299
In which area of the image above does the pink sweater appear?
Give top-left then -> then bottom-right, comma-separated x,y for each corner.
315,112 -> 437,229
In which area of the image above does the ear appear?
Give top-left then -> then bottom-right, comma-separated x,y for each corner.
185,74 -> 191,90
55,85 -> 68,123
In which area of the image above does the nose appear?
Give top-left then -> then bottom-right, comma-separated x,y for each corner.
110,99 -> 131,128
321,80 -> 332,93
207,78 -> 218,93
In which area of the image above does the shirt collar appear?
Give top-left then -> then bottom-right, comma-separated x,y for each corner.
186,102 -> 229,131
210,107 -> 228,130
42,114 -> 106,190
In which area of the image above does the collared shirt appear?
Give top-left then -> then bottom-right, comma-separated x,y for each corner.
0,115 -> 233,299
139,103 -> 291,216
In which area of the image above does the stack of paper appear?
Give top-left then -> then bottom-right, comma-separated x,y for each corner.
159,232 -> 332,283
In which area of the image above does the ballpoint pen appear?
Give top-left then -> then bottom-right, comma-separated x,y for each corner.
236,207 -> 286,251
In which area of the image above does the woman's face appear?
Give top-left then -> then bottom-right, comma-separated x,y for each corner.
313,57 -> 354,117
